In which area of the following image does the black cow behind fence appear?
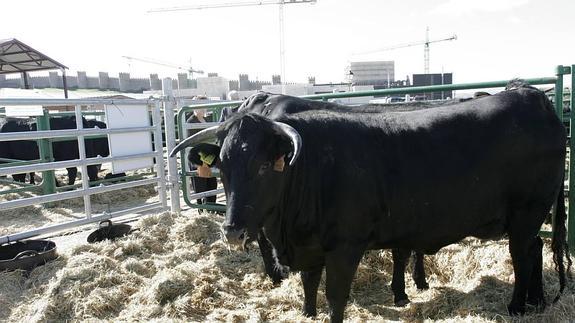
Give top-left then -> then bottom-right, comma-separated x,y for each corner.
0,117 -> 38,184
172,81 -> 571,322
0,116 -> 110,186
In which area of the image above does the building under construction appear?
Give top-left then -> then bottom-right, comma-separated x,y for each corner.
412,73 -> 453,100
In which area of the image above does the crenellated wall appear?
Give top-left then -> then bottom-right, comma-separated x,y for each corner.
1,71 -> 307,94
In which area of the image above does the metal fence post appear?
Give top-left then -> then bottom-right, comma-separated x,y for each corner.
74,105 -> 92,218
569,65 -> 575,254
555,65 -> 564,120
162,78 -> 181,213
37,110 -> 56,195
152,101 -> 168,209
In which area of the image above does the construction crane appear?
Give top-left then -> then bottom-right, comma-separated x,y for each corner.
354,27 -> 457,74
148,0 -> 317,90
122,55 -> 205,78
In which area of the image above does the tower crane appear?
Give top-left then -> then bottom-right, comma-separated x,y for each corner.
354,27 -> 457,74
121,55 -> 204,78
148,0 -> 317,90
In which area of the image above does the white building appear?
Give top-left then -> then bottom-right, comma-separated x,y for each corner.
347,61 -> 395,84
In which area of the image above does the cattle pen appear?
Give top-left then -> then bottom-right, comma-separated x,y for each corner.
1,64 -> 575,322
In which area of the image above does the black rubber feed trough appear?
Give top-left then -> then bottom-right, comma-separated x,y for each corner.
87,220 -> 135,243
0,240 -> 57,271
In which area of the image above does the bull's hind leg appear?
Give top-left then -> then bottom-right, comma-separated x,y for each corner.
28,172 -> 35,185
412,251 -> 429,290
87,165 -> 100,182
391,248 -> 411,306
66,167 -> 78,185
325,246 -> 364,323
508,232 -> 543,315
526,236 -> 546,311
301,268 -> 322,317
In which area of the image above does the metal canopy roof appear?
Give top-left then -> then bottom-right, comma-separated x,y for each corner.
0,38 -> 67,75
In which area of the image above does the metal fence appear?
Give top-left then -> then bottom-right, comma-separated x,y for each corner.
1,65 -> 573,251
0,98 -> 169,245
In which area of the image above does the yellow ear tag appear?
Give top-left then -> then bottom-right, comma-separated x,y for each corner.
198,151 -> 215,166
274,155 -> 285,172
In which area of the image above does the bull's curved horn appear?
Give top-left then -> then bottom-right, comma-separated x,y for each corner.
272,121 -> 302,166
169,125 -> 220,157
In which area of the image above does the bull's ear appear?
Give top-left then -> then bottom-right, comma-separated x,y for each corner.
273,154 -> 286,172
274,134 -> 294,163
187,143 -> 221,167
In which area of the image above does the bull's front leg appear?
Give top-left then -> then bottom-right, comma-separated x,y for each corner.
257,230 -> 285,285
325,246 -> 364,323
301,267 -> 323,317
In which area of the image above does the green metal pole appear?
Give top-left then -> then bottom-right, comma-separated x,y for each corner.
569,65 -> 575,254
555,65 -> 564,120
37,111 -> 56,195
176,108 -> 191,207
553,65 -> 565,243
176,107 -> 226,212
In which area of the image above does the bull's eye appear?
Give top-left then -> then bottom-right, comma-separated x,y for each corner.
258,161 -> 272,175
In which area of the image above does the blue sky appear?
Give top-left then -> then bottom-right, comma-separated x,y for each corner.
2,0 -> 574,84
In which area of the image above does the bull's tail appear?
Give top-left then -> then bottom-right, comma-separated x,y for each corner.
551,176 -> 572,303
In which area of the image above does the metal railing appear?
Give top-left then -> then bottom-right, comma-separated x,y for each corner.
176,101 -> 236,212
0,99 -> 169,245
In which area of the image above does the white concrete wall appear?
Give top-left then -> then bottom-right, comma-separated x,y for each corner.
236,90 -> 259,100
262,84 -> 314,96
196,76 -> 230,99
313,84 -> 351,94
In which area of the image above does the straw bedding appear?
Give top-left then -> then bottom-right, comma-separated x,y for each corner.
1,210 -> 574,322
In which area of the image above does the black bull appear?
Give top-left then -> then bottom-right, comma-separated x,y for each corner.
171,84 -> 570,321
0,116 -> 109,185
230,91 -> 434,302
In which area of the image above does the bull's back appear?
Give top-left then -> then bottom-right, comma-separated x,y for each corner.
291,88 -> 565,252
379,90 -> 564,250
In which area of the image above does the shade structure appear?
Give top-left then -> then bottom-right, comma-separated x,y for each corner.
0,38 -> 67,74
0,38 -> 68,97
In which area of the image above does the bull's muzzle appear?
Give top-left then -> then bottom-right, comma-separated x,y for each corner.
222,224 -> 248,246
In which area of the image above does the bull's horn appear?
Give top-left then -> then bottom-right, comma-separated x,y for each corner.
272,121 -> 302,166
169,125 -> 220,157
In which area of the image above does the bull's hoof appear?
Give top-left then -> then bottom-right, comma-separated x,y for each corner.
507,303 -> 526,316
416,281 -> 429,290
394,297 -> 410,307
271,277 -> 283,287
303,306 -> 317,317
526,297 -> 546,313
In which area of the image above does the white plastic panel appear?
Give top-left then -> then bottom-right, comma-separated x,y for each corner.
104,104 -> 153,173
5,105 -> 43,116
